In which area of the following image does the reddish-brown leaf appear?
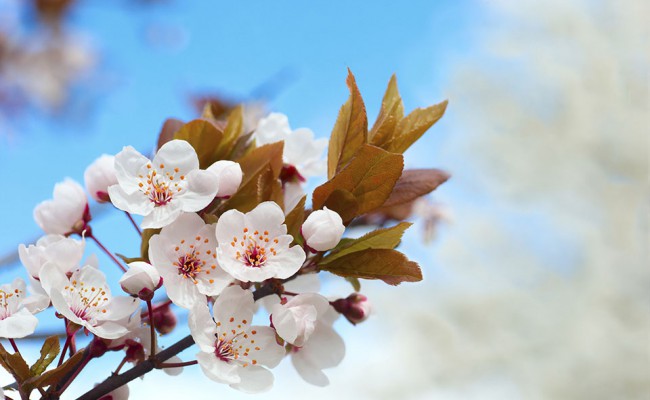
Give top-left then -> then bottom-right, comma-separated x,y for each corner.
382,168 -> 450,208
327,69 -> 368,178
314,144 -> 403,223
369,74 -> 404,147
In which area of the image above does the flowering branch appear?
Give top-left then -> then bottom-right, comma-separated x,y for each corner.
1,71 -> 449,398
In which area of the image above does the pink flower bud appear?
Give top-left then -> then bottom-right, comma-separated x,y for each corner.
150,302 -> 177,335
84,154 -> 118,203
120,262 -> 162,301
301,207 -> 345,252
207,160 -> 243,198
332,293 -> 371,325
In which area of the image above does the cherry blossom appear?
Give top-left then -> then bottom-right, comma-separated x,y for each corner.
34,178 -> 89,235
207,160 -> 243,198
18,234 -> 85,279
301,207 -> 345,252
216,201 -> 306,282
107,140 -> 219,229
0,278 -> 40,339
289,305 -> 345,387
119,262 -> 163,301
269,293 -> 330,347
149,212 -> 231,309
189,286 -> 285,393
85,154 -> 118,203
39,264 -> 140,339
254,113 -> 327,179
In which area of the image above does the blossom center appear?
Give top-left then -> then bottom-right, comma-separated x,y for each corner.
175,250 -> 203,280
231,228 -> 279,269
215,338 -> 238,362
138,163 -> 185,207
65,280 -> 109,322
0,289 -> 20,320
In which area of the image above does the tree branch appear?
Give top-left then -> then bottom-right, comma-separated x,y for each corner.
76,286 -> 278,399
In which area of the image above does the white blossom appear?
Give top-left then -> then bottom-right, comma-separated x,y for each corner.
254,113 -> 327,179
270,293 -> 330,347
34,179 -> 89,235
108,140 -> 219,229
84,154 -> 118,203
216,201 -> 306,282
18,234 -> 85,279
301,207 -> 345,252
189,286 -> 285,393
0,278 -> 40,339
290,304 -> 345,387
40,264 -> 139,339
207,160 -> 243,198
149,212 -> 231,309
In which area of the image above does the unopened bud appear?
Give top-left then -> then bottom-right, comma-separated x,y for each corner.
84,154 -> 118,203
151,302 -> 177,335
207,160 -> 243,198
124,339 -> 145,364
120,262 -> 162,301
301,207 -> 345,252
332,293 -> 371,325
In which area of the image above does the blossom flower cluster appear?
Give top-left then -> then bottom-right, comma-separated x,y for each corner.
0,71 -> 448,399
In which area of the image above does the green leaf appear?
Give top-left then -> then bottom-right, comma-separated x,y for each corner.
173,119 -> 223,169
314,144 -> 403,224
345,277 -> 361,292
30,336 -> 60,377
321,222 -> 412,265
26,351 -> 85,389
327,69 -> 368,179
382,169 -> 450,208
384,100 -> 448,154
321,248 -> 422,285
369,74 -> 404,147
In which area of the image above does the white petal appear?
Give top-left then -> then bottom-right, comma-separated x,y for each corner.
188,302 -> 217,353
179,169 -> 219,211
263,244 -> 306,279
102,296 -> 140,321
230,365 -> 274,393
107,185 -> 153,216
163,355 -> 184,376
0,308 -> 38,338
246,201 -> 286,236
141,201 -> 182,229
213,286 -> 254,334
291,352 -> 330,387
90,321 -> 130,339
215,209 -> 246,244
153,140 -> 199,175
197,351 -> 240,384
113,146 -> 151,194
